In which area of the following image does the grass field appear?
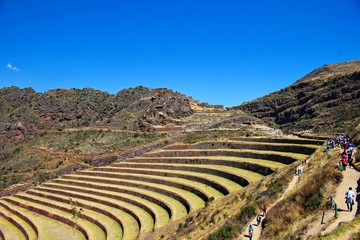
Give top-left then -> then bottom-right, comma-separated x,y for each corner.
0,136 -> 322,239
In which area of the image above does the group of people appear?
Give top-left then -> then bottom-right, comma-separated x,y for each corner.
333,134 -> 356,212
338,134 -> 355,170
325,133 -> 354,170
247,205 -> 267,239
335,133 -> 353,149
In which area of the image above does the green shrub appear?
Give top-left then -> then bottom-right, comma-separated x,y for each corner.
237,205 -> 256,224
207,223 -> 234,240
306,194 -> 323,211
219,223 -> 233,238
207,234 -> 218,240
332,171 -> 343,183
266,179 -> 284,198
177,222 -> 184,232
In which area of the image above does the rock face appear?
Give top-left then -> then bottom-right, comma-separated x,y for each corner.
236,60 -> 360,132
0,86 -> 194,147
139,88 -> 194,131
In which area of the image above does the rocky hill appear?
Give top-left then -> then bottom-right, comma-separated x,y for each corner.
236,60 -> 360,134
0,86 -> 194,147
0,85 -> 260,196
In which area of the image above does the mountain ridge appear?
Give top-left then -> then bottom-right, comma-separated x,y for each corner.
236,60 -> 360,135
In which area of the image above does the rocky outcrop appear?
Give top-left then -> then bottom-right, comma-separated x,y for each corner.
236,60 -> 360,132
0,86 -> 195,147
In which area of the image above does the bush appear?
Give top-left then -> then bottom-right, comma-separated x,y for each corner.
207,223 -> 234,240
237,205 -> 256,224
177,222 -> 184,232
305,194 -> 323,211
333,171 -> 343,183
266,180 -> 283,198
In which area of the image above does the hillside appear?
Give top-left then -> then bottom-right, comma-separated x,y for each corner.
0,86 -> 195,146
236,60 -> 360,135
0,85 -> 259,196
1,60 -> 360,240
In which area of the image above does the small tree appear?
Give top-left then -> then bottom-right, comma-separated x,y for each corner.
69,198 -> 85,235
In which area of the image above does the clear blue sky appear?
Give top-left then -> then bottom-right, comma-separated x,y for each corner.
1,0 -> 360,107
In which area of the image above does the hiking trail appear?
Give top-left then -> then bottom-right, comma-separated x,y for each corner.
304,166 -> 360,239
239,147 -> 360,240
239,164 -> 305,239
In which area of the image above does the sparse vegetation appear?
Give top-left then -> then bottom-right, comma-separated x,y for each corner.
314,214 -> 360,240
261,150 -> 341,239
0,129 -> 165,193
237,205 -> 256,224
207,223 -> 234,240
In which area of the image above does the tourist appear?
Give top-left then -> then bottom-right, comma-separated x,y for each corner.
345,187 -> 355,212
256,214 -> 262,226
342,153 -> 348,171
347,150 -> 353,168
248,224 -> 254,240
263,204 -> 267,216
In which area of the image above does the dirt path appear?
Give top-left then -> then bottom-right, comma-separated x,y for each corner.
240,159 -> 360,240
323,167 -> 360,233
304,166 -> 360,239
239,164 -> 305,240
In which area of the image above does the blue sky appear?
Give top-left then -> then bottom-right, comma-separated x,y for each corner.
1,0 -> 360,107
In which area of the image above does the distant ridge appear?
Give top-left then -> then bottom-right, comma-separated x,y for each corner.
0,86 -> 194,146
236,60 -> 360,133
297,60 -> 360,83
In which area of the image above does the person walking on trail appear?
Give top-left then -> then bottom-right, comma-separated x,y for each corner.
256,214 -> 262,226
342,154 -> 348,171
346,150 -> 353,168
263,204 -> 267,216
345,187 -> 355,212
248,224 -> 254,240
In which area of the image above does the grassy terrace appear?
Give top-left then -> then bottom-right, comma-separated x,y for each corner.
228,137 -> 325,145
164,141 -> 320,155
17,193 -> 123,239
89,167 -> 230,196
89,168 -> 210,202
85,171 -> 223,200
25,189 -> 138,239
73,171 -> 205,212
0,203 -> 37,240
28,187 -> 146,236
128,157 -> 276,175
97,165 -> 249,191
0,136 -> 319,239
0,212 -> 25,240
147,148 -> 309,160
65,174 -> 195,215
44,179 -> 188,221
144,149 -> 303,165
69,166 -> 224,202
7,194 -> 107,240
77,166 -> 240,194
33,184 -> 169,229
132,155 -> 287,168
109,163 -> 263,184
238,149 -> 309,160
40,182 -> 170,229
0,199 -> 86,240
